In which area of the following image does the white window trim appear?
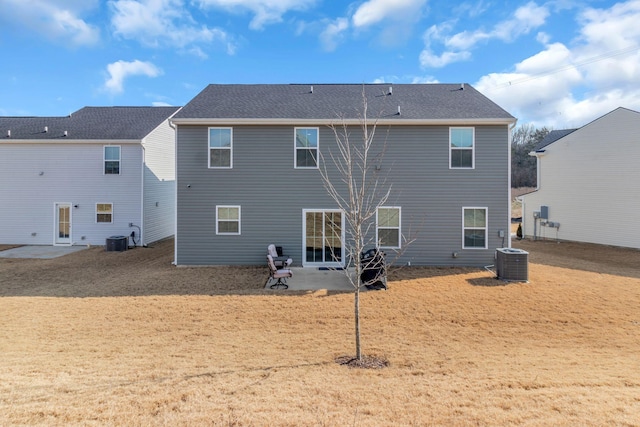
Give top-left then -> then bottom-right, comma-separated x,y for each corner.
376,206 -> 402,249
96,202 -> 113,224
208,127 -> 233,169
462,206 -> 488,249
301,209 -> 345,267
294,127 -> 319,169
216,205 -> 241,235
104,145 -> 121,175
449,127 -> 475,170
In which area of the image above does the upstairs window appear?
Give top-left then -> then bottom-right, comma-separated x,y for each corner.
216,205 -> 240,235
96,203 -> 113,223
209,128 -> 232,168
104,146 -> 121,174
450,127 -> 474,169
295,127 -> 318,168
463,207 -> 487,249
377,207 -> 401,248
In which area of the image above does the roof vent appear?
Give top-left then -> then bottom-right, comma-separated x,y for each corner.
44,126 -> 48,133
460,83 -> 465,90
310,85 -> 313,94
64,130 -> 68,137
388,86 -> 393,95
397,105 -> 401,115
6,130 -> 10,138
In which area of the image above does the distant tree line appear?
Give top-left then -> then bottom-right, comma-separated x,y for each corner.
511,124 -> 550,188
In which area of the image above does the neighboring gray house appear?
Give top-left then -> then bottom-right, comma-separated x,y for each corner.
0,106 -> 180,247
522,107 -> 640,249
171,84 -> 516,267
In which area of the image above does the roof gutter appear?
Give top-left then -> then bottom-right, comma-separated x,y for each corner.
0,139 -> 141,145
170,117 -> 517,126
528,149 -> 546,157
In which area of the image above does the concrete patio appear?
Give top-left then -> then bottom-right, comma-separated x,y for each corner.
264,267 -> 389,292
266,267 -> 357,292
0,245 -> 88,259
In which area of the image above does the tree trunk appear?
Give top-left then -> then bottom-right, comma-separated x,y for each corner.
355,284 -> 361,360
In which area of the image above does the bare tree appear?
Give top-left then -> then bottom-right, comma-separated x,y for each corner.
317,88 -> 413,363
511,124 -> 551,188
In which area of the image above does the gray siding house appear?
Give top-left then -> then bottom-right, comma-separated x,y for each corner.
171,84 -> 516,267
0,106 -> 180,247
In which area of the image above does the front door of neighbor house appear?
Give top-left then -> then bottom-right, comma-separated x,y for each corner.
54,203 -> 72,245
303,210 -> 344,267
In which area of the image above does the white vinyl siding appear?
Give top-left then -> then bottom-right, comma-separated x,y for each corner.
142,117 -> 177,245
0,143 -> 142,246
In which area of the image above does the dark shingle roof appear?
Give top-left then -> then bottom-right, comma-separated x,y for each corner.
535,129 -> 577,150
1,106 -> 180,140
172,84 -> 515,122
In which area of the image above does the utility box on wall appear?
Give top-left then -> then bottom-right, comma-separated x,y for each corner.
106,235 -> 128,252
496,248 -> 529,282
540,205 -> 549,220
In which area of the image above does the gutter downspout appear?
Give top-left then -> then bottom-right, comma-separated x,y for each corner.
528,150 -> 546,240
528,150 -> 546,192
507,120 -> 517,248
140,143 -> 146,247
169,119 -> 178,266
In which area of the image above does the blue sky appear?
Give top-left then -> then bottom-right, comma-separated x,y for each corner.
1,0 -> 639,128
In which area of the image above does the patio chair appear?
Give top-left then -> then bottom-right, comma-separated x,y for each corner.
265,254 -> 293,289
267,244 -> 292,268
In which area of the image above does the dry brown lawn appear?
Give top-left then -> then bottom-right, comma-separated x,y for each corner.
1,238 -> 639,426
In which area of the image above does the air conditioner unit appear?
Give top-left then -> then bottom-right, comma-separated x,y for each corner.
496,248 -> 528,282
106,235 -> 128,252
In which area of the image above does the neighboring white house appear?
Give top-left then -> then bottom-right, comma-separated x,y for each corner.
0,106 -> 180,247
521,107 -> 640,249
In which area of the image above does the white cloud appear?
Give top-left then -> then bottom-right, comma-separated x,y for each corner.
573,0 -> 640,87
475,0 -> 640,128
372,75 -> 439,84
475,41 -> 588,127
420,49 -> 471,68
351,0 -> 428,47
298,0 -> 426,51
104,60 -> 162,94
492,1 -> 549,42
319,18 -> 349,52
420,23 -> 472,68
411,75 -> 440,84
420,1 -> 549,68
196,0 -> 316,30
352,0 -> 427,28
516,42 -> 574,75
441,1 -> 549,51
110,0 -> 236,56
0,0 -> 99,46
